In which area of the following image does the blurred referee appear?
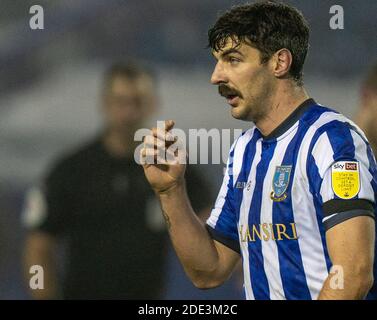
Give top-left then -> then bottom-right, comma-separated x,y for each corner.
355,62 -> 377,155
141,2 -> 377,300
22,62 -> 212,299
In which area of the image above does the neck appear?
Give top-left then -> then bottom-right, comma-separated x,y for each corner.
102,128 -> 136,158
255,84 -> 310,137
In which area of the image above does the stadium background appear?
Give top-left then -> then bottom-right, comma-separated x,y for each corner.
0,0 -> 376,298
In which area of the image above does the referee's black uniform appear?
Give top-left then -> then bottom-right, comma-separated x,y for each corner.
29,137 -> 212,299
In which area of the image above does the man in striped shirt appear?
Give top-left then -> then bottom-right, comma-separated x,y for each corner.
141,2 -> 376,299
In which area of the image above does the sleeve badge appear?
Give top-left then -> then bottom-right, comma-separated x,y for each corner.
331,161 -> 360,199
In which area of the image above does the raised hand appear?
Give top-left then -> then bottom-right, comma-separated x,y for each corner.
141,120 -> 187,194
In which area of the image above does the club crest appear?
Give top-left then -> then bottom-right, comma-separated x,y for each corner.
270,165 -> 292,202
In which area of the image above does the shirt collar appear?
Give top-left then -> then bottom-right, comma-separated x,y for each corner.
261,98 -> 316,141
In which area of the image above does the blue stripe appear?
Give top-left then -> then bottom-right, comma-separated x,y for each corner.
307,120 -> 357,183
326,122 -> 356,200
307,120 -> 342,188
213,138 -> 237,240
247,138 -> 276,300
326,122 -> 356,160
273,121 -> 312,300
306,153 -> 332,271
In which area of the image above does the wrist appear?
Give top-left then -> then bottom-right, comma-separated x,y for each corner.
157,179 -> 186,197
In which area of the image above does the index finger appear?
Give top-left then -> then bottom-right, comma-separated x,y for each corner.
165,120 -> 175,131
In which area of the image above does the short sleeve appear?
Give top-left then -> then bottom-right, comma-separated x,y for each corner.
309,122 -> 376,231
206,142 -> 240,253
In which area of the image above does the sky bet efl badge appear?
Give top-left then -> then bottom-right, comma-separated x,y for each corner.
270,165 -> 292,202
331,161 -> 360,199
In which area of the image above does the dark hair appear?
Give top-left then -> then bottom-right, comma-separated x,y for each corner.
208,1 -> 310,85
103,61 -> 157,93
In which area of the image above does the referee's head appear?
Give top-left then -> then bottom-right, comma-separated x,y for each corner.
101,61 -> 158,137
208,1 -> 309,123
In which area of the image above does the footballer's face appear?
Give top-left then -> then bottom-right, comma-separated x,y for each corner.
211,38 -> 276,123
103,75 -> 156,135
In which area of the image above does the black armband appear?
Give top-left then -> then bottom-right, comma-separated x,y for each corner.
322,199 -> 375,231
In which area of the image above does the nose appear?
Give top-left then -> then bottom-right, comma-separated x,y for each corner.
210,62 -> 227,85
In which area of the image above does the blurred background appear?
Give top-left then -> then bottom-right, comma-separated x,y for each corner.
0,0 -> 376,299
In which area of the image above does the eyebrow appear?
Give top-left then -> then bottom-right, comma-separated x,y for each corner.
212,48 -> 244,60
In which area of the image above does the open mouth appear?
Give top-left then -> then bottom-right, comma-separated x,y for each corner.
225,94 -> 240,106
218,85 -> 241,106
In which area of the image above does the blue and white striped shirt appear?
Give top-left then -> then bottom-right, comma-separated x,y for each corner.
206,99 -> 377,300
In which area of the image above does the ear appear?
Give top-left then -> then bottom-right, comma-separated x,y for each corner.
273,48 -> 293,79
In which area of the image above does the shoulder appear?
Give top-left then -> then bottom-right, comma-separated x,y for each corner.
302,106 -> 372,178
302,104 -> 367,150
46,138 -> 100,181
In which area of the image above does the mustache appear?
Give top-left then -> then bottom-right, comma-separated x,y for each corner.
218,84 -> 242,98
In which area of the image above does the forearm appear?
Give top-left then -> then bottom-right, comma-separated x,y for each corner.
318,268 -> 373,300
158,181 -> 222,286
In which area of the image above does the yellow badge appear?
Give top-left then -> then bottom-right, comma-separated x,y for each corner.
331,161 -> 360,199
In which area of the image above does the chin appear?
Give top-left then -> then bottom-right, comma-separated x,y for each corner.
230,105 -> 249,121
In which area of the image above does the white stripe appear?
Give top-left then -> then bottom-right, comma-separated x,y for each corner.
206,170 -> 231,228
260,127 -> 299,300
350,130 -> 375,202
322,213 -> 338,223
315,133 -> 336,203
239,137 -> 262,300
312,132 -> 334,179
